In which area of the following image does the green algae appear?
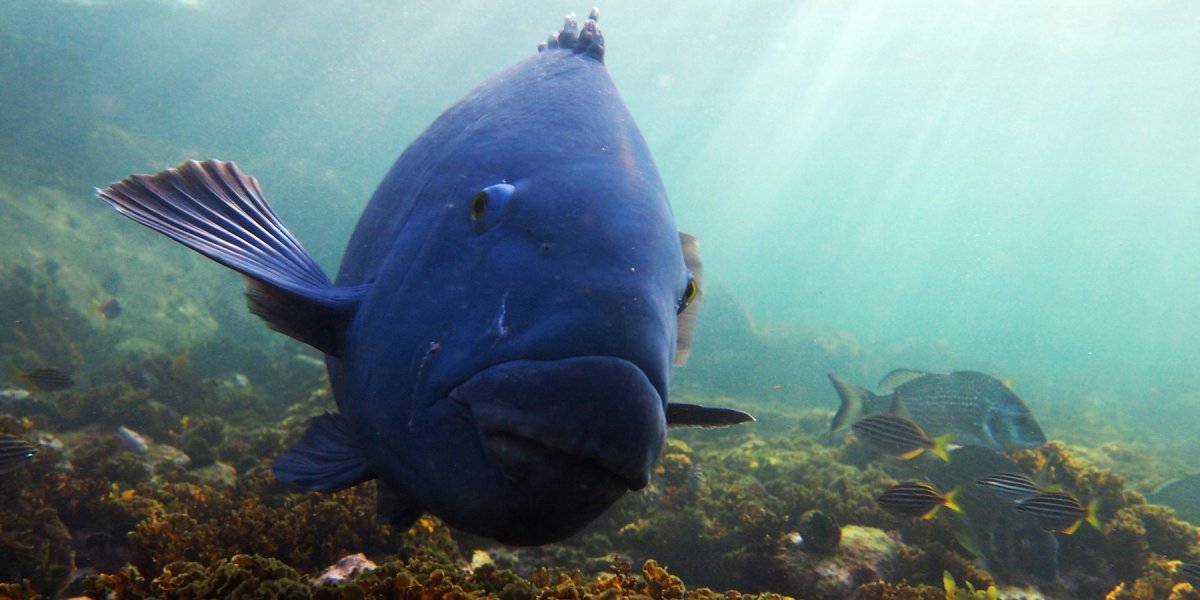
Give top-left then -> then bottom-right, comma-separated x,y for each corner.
3,258 -> 1200,599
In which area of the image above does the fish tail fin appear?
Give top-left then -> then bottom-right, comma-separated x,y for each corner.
1086,498 -> 1102,530
97,160 -> 363,356
1061,519 -> 1084,535
829,374 -> 872,431
931,433 -> 955,463
943,486 -> 963,513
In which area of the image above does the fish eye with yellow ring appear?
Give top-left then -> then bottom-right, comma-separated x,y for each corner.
676,274 -> 698,314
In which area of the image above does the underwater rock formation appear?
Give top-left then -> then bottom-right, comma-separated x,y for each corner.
772,525 -> 903,598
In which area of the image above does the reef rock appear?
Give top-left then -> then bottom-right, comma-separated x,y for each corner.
775,525 -> 903,598
312,552 -> 377,585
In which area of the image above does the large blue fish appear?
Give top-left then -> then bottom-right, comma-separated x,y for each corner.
96,10 -> 752,545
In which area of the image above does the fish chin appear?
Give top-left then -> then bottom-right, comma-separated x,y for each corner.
450,356 -> 667,491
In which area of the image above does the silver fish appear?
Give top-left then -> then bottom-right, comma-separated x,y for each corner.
830,369 -> 1046,450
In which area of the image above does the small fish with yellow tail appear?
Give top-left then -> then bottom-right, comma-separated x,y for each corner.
852,412 -> 954,462
876,480 -> 961,519
975,471 -> 1042,502
1015,491 -> 1100,534
13,367 -> 74,392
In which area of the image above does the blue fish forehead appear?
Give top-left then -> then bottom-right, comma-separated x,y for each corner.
337,48 -> 671,288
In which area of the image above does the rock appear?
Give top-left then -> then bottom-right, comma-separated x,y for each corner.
773,525 -> 903,599
312,552 -> 377,585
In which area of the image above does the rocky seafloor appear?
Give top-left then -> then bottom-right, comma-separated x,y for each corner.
3,263 -> 1200,600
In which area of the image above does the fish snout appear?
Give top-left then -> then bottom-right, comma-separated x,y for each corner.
449,357 -> 666,490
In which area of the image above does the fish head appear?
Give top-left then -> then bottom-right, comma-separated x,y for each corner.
340,20 -> 689,544
986,402 -> 1047,449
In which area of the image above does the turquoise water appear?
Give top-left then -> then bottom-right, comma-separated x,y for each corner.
4,1 -> 1198,433
8,2 -> 1197,402
1,1 -> 1199,592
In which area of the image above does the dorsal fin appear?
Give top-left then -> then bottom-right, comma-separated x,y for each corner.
888,391 -> 913,421
97,160 -> 363,356
537,8 -> 605,62
674,232 -> 703,366
878,368 -> 930,392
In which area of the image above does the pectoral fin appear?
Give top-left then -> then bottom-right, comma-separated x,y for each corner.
97,160 -> 364,356
666,402 -> 755,428
375,479 -> 424,529
271,412 -> 373,492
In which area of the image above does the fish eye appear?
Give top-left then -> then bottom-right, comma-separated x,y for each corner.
470,191 -> 489,221
677,275 -> 698,314
468,183 -> 515,233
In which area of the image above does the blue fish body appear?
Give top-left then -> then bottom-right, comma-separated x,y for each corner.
97,11 -> 751,545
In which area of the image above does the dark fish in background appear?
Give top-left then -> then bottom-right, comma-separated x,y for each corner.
851,412 -> 954,462
1016,492 -> 1100,534
1146,474 -> 1200,525
829,369 -> 1046,450
913,445 -> 1060,584
95,10 -> 753,546
976,472 -> 1042,502
876,480 -> 961,519
0,435 -> 37,474
16,367 -> 74,392
94,298 -> 122,320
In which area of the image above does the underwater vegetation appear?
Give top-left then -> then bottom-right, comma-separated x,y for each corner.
2,260 -> 1200,599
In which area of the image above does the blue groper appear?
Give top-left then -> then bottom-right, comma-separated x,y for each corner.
97,10 -> 752,545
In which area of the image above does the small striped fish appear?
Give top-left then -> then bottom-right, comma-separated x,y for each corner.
17,367 -> 74,392
976,472 -> 1041,502
876,481 -> 961,519
852,413 -> 954,462
0,435 -> 37,474
1015,492 -> 1100,534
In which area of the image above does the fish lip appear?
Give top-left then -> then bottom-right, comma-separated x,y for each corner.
448,355 -> 665,490
478,429 -> 639,489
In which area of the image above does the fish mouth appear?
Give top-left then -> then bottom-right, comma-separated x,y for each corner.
448,356 -> 667,490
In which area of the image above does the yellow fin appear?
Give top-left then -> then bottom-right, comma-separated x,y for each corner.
1086,498 -> 1102,530
942,487 -> 962,513
931,433 -> 955,462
